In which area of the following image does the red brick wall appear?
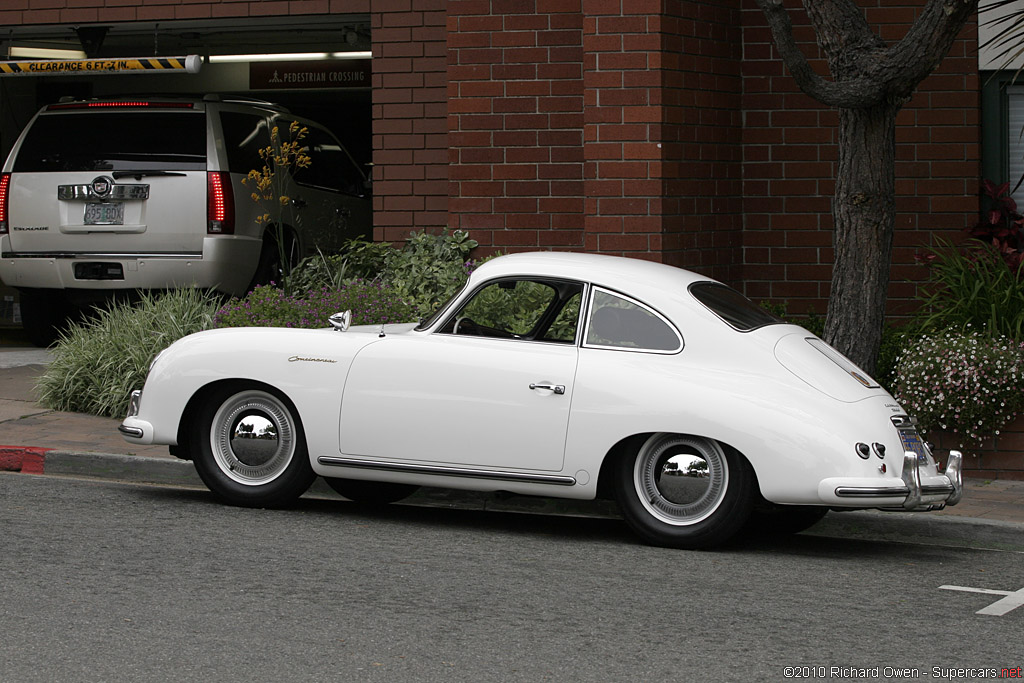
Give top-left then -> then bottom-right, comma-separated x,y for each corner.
447,0 -> 744,283
5,1 -> 981,298
740,0 -> 980,314
657,0 -> 743,281
372,0 -> 449,243
931,414 -> 1024,481
447,0 -> 585,252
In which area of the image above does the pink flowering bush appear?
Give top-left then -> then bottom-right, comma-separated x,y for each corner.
213,280 -> 414,329
894,330 -> 1024,449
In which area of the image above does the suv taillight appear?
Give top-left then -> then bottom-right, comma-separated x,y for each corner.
0,173 -> 10,235
207,172 -> 234,234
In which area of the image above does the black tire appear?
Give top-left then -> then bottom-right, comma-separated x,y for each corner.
613,433 -> 754,549
19,289 -> 68,347
249,228 -> 298,289
744,503 -> 828,536
190,385 -> 315,507
323,477 -> 419,505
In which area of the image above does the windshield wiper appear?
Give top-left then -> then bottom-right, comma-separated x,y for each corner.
112,170 -> 188,179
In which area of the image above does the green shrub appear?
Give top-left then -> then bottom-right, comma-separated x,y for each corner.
285,239 -> 395,292
381,229 -> 478,316
914,239 -> 1024,341
213,280 -> 415,329
286,230 -> 480,317
894,329 -> 1024,449
37,289 -> 220,418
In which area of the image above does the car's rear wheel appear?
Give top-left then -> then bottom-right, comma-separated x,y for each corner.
614,433 -> 753,549
323,477 -> 419,505
191,386 -> 315,507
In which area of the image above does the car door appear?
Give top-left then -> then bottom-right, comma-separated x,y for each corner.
288,123 -> 372,253
338,278 -> 584,472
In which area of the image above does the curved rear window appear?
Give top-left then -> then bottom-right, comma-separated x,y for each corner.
689,282 -> 781,332
13,112 -> 207,172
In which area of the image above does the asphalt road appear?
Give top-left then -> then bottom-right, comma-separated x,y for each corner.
2,473 -> 1022,683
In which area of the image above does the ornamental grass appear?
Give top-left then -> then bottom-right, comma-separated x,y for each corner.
37,288 -> 220,418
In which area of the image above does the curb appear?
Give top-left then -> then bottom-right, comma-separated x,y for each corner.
0,446 -> 52,474
1,445 -> 201,486
0,445 -> 623,518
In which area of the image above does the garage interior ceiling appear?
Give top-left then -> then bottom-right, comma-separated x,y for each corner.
1,16 -> 371,60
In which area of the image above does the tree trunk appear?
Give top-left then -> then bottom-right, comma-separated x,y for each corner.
824,101 -> 899,374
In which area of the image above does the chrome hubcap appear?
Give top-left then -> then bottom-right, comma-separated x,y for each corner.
211,391 -> 295,485
634,434 -> 728,526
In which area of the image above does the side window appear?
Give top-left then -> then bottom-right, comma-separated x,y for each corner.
585,289 -> 681,352
294,125 -> 365,195
438,279 -> 583,342
219,112 -> 272,175
543,291 -> 581,342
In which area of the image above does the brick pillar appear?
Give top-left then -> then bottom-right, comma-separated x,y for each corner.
448,0 -> 585,252
582,0 -> 743,281
372,0 -> 449,243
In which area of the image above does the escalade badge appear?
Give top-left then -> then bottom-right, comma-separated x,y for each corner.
91,176 -> 113,199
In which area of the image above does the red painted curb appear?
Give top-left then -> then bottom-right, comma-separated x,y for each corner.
0,446 -> 52,475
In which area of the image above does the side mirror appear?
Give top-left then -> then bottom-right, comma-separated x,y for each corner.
329,310 -> 352,332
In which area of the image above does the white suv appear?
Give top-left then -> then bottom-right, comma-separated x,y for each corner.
0,96 -> 371,345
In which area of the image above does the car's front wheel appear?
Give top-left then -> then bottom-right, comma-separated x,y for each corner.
191,385 -> 315,507
614,433 -> 754,549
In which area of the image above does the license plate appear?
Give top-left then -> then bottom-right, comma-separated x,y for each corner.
84,202 -> 124,225
899,428 -> 928,463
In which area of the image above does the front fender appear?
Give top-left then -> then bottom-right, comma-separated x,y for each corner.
124,327 -> 381,456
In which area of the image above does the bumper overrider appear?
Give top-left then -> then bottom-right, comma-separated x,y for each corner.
118,389 -> 147,441
831,450 -> 964,511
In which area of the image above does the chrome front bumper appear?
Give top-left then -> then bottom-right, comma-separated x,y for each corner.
833,450 -> 963,511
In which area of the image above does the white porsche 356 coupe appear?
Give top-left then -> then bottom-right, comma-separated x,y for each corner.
120,252 -> 963,549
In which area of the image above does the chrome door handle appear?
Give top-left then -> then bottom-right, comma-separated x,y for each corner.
530,383 -> 565,395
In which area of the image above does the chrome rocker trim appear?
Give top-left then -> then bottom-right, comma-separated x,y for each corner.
834,450 -> 963,511
317,456 -> 578,486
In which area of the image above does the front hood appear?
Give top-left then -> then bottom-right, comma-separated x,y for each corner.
774,332 -> 889,403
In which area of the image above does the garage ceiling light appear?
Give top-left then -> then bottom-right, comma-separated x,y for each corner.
209,51 -> 370,63
10,47 -> 88,59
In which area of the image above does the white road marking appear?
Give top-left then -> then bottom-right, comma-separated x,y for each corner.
939,584 -> 1024,616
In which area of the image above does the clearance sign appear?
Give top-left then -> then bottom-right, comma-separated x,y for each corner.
0,55 -> 201,76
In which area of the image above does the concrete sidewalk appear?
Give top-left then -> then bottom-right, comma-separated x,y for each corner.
2,360 -> 1024,524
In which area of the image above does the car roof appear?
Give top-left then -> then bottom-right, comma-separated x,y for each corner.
470,251 -> 715,294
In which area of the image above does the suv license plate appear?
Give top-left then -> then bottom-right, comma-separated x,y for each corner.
84,202 -> 124,225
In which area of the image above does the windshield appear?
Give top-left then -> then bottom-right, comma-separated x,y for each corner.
689,282 -> 782,332
415,284 -> 467,331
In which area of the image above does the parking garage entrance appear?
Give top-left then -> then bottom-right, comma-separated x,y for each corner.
0,15 -> 372,332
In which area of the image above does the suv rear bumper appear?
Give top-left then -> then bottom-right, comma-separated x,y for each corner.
0,235 -> 261,296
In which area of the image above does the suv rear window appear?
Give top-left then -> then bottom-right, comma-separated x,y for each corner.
13,112 -> 207,172
689,282 -> 782,332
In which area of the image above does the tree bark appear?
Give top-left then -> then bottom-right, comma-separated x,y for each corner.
826,102 -> 899,373
754,0 -> 978,373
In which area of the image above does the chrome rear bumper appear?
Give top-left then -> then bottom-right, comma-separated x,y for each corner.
833,450 -> 963,511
